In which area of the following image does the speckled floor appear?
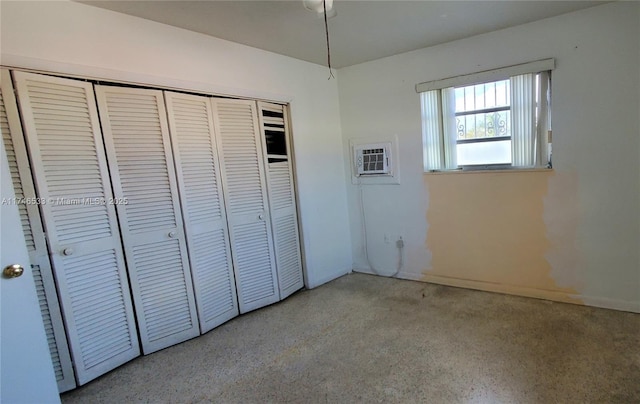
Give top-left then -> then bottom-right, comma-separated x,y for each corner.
61,273 -> 640,403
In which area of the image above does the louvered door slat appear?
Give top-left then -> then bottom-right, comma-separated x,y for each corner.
213,99 -> 279,313
165,91 -> 238,333
13,71 -> 140,386
1,75 -> 34,251
96,86 -> 199,353
1,70 -> 76,393
258,102 -> 304,299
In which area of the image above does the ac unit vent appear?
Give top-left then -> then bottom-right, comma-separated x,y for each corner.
354,143 -> 391,176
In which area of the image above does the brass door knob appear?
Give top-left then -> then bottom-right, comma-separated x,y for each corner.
3,264 -> 24,278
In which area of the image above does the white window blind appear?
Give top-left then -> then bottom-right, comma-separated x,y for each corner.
420,90 -> 443,171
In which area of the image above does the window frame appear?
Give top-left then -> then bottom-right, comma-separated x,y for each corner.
417,59 -> 554,173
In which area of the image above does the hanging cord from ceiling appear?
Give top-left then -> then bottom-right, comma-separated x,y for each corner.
323,0 -> 335,80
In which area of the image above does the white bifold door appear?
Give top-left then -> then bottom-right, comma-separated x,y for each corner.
95,86 -> 200,353
164,91 -> 239,333
12,71 -> 140,385
4,70 -> 304,390
257,102 -> 304,299
1,70 -> 76,392
212,99 -> 280,313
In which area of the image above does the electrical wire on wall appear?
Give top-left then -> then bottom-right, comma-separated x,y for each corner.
358,178 -> 403,277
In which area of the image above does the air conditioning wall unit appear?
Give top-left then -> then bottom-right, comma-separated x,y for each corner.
354,142 -> 392,176
349,136 -> 400,185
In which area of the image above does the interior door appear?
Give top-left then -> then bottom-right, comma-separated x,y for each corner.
12,71 -> 140,385
212,99 -> 279,313
1,140 -> 60,404
95,86 -> 199,353
164,91 -> 239,333
257,102 -> 304,299
1,69 -> 76,393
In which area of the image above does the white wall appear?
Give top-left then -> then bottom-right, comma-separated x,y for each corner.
338,2 -> 640,312
2,1 -> 637,313
0,0 -> 353,288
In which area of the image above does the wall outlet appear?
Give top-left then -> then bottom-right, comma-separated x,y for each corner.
384,234 -> 403,245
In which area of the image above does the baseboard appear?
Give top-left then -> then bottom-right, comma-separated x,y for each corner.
307,267 -> 352,289
579,295 -> 640,313
352,267 -> 398,278
353,268 -> 640,314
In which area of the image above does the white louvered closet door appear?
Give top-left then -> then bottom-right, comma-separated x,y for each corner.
212,99 -> 279,313
95,86 -> 199,353
164,92 -> 238,333
12,71 -> 140,386
258,102 -> 304,299
1,70 -> 76,393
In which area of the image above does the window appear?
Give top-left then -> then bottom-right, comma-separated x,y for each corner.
418,60 -> 553,171
454,79 -> 512,166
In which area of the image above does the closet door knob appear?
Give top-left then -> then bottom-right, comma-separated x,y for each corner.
168,231 -> 176,238
3,264 -> 24,278
62,248 -> 73,256
258,214 -> 264,220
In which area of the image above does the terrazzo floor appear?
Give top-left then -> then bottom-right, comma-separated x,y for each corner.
62,272 -> 640,403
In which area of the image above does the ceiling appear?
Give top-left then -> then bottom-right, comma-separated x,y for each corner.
79,1 -> 607,68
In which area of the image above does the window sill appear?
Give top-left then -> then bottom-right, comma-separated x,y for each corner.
424,167 -> 553,176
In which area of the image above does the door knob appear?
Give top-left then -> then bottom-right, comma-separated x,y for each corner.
3,264 -> 24,278
168,231 -> 176,238
62,248 -> 73,256
258,214 -> 264,220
